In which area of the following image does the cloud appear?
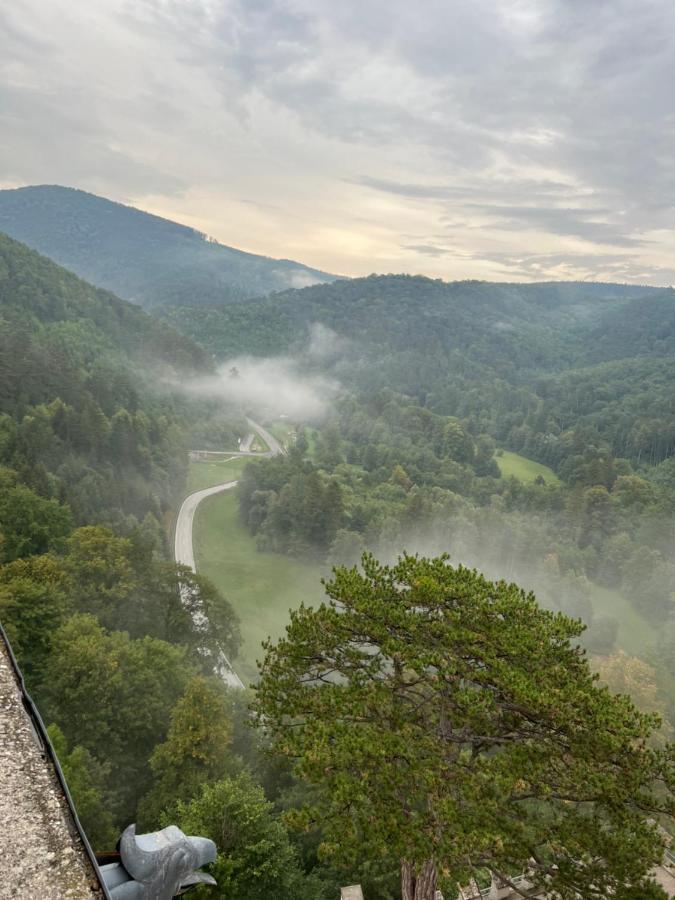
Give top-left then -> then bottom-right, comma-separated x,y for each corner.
180,356 -> 338,421
1,0 -> 674,283
403,244 -> 451,258
306,322 -> 351,362
467,204 -> 645,248
277,270 -> 326,289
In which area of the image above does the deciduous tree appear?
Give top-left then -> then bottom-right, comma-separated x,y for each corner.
170,774 -> 325,900
139,675 -> 233,826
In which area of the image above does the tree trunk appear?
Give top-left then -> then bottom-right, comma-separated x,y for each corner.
401,859 -> 437,900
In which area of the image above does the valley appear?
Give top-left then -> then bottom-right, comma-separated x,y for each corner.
4,3 -> 675,895
0,218 -> 673,899
192,480 -> 323,685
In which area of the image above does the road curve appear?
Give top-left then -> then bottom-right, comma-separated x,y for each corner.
174,480 -> 239,573
246,417 -> 285,456
173,419 -> 285,689
174,479 -> 244,689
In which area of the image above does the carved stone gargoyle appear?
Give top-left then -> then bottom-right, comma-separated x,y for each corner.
99,823 -> 217,899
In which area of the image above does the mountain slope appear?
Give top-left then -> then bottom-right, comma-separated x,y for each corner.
0,185 -> 337,309
161,273 -> 667,369
0,232 -> 224,528
161,274 -> 675,469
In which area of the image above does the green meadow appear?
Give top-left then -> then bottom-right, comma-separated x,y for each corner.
192,480 -> 324,684
496,450 -> 560,484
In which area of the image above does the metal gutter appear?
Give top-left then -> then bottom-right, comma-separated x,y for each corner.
0,621 -> 112,898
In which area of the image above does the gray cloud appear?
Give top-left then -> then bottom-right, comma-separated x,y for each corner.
1,0 -> 674,283
403,244 -> 451,258
468,204 -> 645,248
181,356 -> 337,421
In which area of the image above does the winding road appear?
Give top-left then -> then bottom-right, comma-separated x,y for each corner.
173,419 -> 284,689
245,417 -> 284,456
174,478 -> 239,574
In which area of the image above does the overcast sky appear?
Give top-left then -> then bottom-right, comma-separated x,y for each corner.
2,0 -> 674,283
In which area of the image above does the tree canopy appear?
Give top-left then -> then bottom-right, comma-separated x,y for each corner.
255,553 -> 674,900
169,773 -> 326,900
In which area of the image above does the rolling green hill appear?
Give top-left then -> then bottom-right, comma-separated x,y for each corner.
162,274 -> 666,368
0,232 -> 228,528
161,275 -> 675,471
0,185 -> 337,309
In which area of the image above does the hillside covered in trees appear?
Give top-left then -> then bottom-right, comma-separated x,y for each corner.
208,276 -> 675,737
0,232 -> 245,532
0,185 -> 337,309
164,275 -> 675,471
0,234 -> 384,898
0,233 -> 673,897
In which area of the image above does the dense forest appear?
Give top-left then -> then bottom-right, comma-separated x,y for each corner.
219,277 -> 675,735
0,234 -> 392,898
0,232 -> 248,531
164,275 -> 675,472
0,233 -> 673,897
0,185 -> 336,309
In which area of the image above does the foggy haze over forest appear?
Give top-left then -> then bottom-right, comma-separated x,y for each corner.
1,2 -> 674,899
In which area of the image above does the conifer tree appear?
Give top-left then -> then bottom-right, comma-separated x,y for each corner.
255,554 -> 673,900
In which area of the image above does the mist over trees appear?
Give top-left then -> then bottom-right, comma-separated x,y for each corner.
255,554 -> 673,900
0,229 -> 673,897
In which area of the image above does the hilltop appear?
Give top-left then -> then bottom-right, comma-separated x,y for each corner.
0,185 -> 337,309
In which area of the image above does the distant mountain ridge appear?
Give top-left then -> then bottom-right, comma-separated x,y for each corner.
160,272 -> 669,366
0,185 -> 337,309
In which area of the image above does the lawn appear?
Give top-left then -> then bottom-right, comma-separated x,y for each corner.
187,457 -> 250,492
587,584 -> 658,659
495,450 -> 560,485
193,486 -> 325,684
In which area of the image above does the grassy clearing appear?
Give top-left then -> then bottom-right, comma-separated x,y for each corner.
587,584 -> 657,659
495,450 -> 560,485
193,486 -> 325,684
187,457 -> 250,492
305,427 -> 318,458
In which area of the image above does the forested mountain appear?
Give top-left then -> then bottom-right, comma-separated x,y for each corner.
0,231 -> 241,531
195,274 -> 674,739
163,273 -> 666,365
164,275 -> 675,468
0,185 -> 337,309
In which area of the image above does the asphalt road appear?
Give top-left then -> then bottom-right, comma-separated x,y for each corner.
174,479 -> 239,573
173,419 -> 285,689
174,479 -> 243,688
246,417 -> 284,456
